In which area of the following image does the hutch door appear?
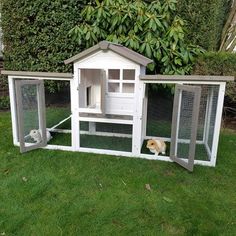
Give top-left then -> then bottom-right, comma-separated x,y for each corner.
15,80 -> 47,153
170,84 -> 201,171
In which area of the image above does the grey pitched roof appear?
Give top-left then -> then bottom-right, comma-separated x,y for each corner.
64,41 -> 153,66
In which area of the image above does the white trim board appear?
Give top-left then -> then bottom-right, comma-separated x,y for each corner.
78,116 -> 134,125
13,141 -> 214,166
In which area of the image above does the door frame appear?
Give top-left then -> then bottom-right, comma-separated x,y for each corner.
170,84 -> 201,171
15,79 -> 47,153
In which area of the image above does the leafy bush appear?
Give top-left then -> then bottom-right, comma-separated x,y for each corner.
69,0 -> 204,75
193,52 -> 236,101
176,0 -> 231,51
0,96 -> 10,110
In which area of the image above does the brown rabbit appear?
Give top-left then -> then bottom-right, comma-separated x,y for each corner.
146,139 -> 166,156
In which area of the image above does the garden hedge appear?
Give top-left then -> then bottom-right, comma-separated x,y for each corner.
193,52 -> 236,101
177,0 -> 231,51
1,0 -> 231,74
1,0 -> 94,73
0,0 -> 233,97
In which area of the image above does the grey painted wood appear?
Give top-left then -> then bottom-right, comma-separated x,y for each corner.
1,70 -> 73,78
64,40 -> 153,66
64,44 -> 100,64
15,80 -> 47,153
140,74 -> 234,82
170,84 -> 201,171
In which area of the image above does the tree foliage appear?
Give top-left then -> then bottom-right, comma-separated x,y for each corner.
193,52 -> 236,101
69,0 -> 204,74
177,0 -> 231,51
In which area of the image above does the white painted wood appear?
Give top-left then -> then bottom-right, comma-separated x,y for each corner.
132,69 -> 144,155
210,82 -> 226,166
203,89 -> 210,143
140,66 -> 147,144
105,96 -> 134,116
49,129 -> 71,134
80,130 -> 132,138
144,136 -> 204,144
13,140 -> 214,166
78,147 -> 134,157
78,116 -> 133,125
204,142 -> 211,160
204,87 -> 214,145
44,145 -> 73,151
79,69 -> 103,112
48,115 -> 71,131
89,122 -> 96,134
8,77 -> 18,145
70,71 -> 80,151
76,50 -> 141,69
78,108 -> 103,114
141,84 -> 148,144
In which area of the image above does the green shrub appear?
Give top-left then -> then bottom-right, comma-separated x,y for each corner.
193,52 -> 236,101
177,0 -> 231,51
70,0 -> 203,75
0,96 -> 10,110
1,0 -> 93,92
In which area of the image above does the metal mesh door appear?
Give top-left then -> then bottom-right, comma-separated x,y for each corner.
170,84 -> 201,171
15,80 -> 46,153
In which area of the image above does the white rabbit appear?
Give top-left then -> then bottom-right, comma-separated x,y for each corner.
29,129 -> 52,143
146,139 -> 166,156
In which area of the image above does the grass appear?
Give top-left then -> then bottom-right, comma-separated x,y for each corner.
1,111 -> 236,235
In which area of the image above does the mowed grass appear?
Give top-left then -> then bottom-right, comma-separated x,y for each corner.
0,111 -> 236,235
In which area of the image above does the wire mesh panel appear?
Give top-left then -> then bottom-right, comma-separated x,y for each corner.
170,85 -> 201,171
176,90 -> 195,159
183,84 -> 220,161
146,85 -> 174,138
206,85 -> 219,152
80,121 -> 132,152
15,80 -> 46,152
44,81 -> 71,147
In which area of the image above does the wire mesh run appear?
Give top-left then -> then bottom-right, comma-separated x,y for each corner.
143,84 -> 220,162
176,90 -> 195,159
44,80 -> 72,146
80,121 -> 132,152
21,84 -> 40,144
146,85 -> 174,138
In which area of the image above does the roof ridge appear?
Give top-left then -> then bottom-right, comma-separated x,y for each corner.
64,41 -> 153,66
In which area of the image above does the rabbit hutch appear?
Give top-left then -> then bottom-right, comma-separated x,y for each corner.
2,41 -> 234,171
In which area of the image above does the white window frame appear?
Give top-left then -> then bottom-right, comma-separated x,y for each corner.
107,69 -> 136,96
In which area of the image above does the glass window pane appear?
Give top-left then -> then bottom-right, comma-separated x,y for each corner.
122,83 -> 134,93
108,83 -> 120,92
108,69 -> 120,80
123,69 -> 135,80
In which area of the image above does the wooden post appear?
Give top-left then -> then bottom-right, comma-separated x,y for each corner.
132,79 -> 145,155
8,77 -> 18,145
141,84 -> 148,143
70,67 -> 80,151
210,82 -> 226,166
89,122 -> 96,134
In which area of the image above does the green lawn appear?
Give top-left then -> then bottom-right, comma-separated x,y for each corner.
0,111 -> 236,235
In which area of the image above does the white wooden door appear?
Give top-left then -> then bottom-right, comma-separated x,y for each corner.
15,80 -> 47,153
170,84 -> 201,171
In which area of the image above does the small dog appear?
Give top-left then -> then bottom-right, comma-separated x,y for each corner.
29,129 -> 52,143
146,139 -> 166,156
